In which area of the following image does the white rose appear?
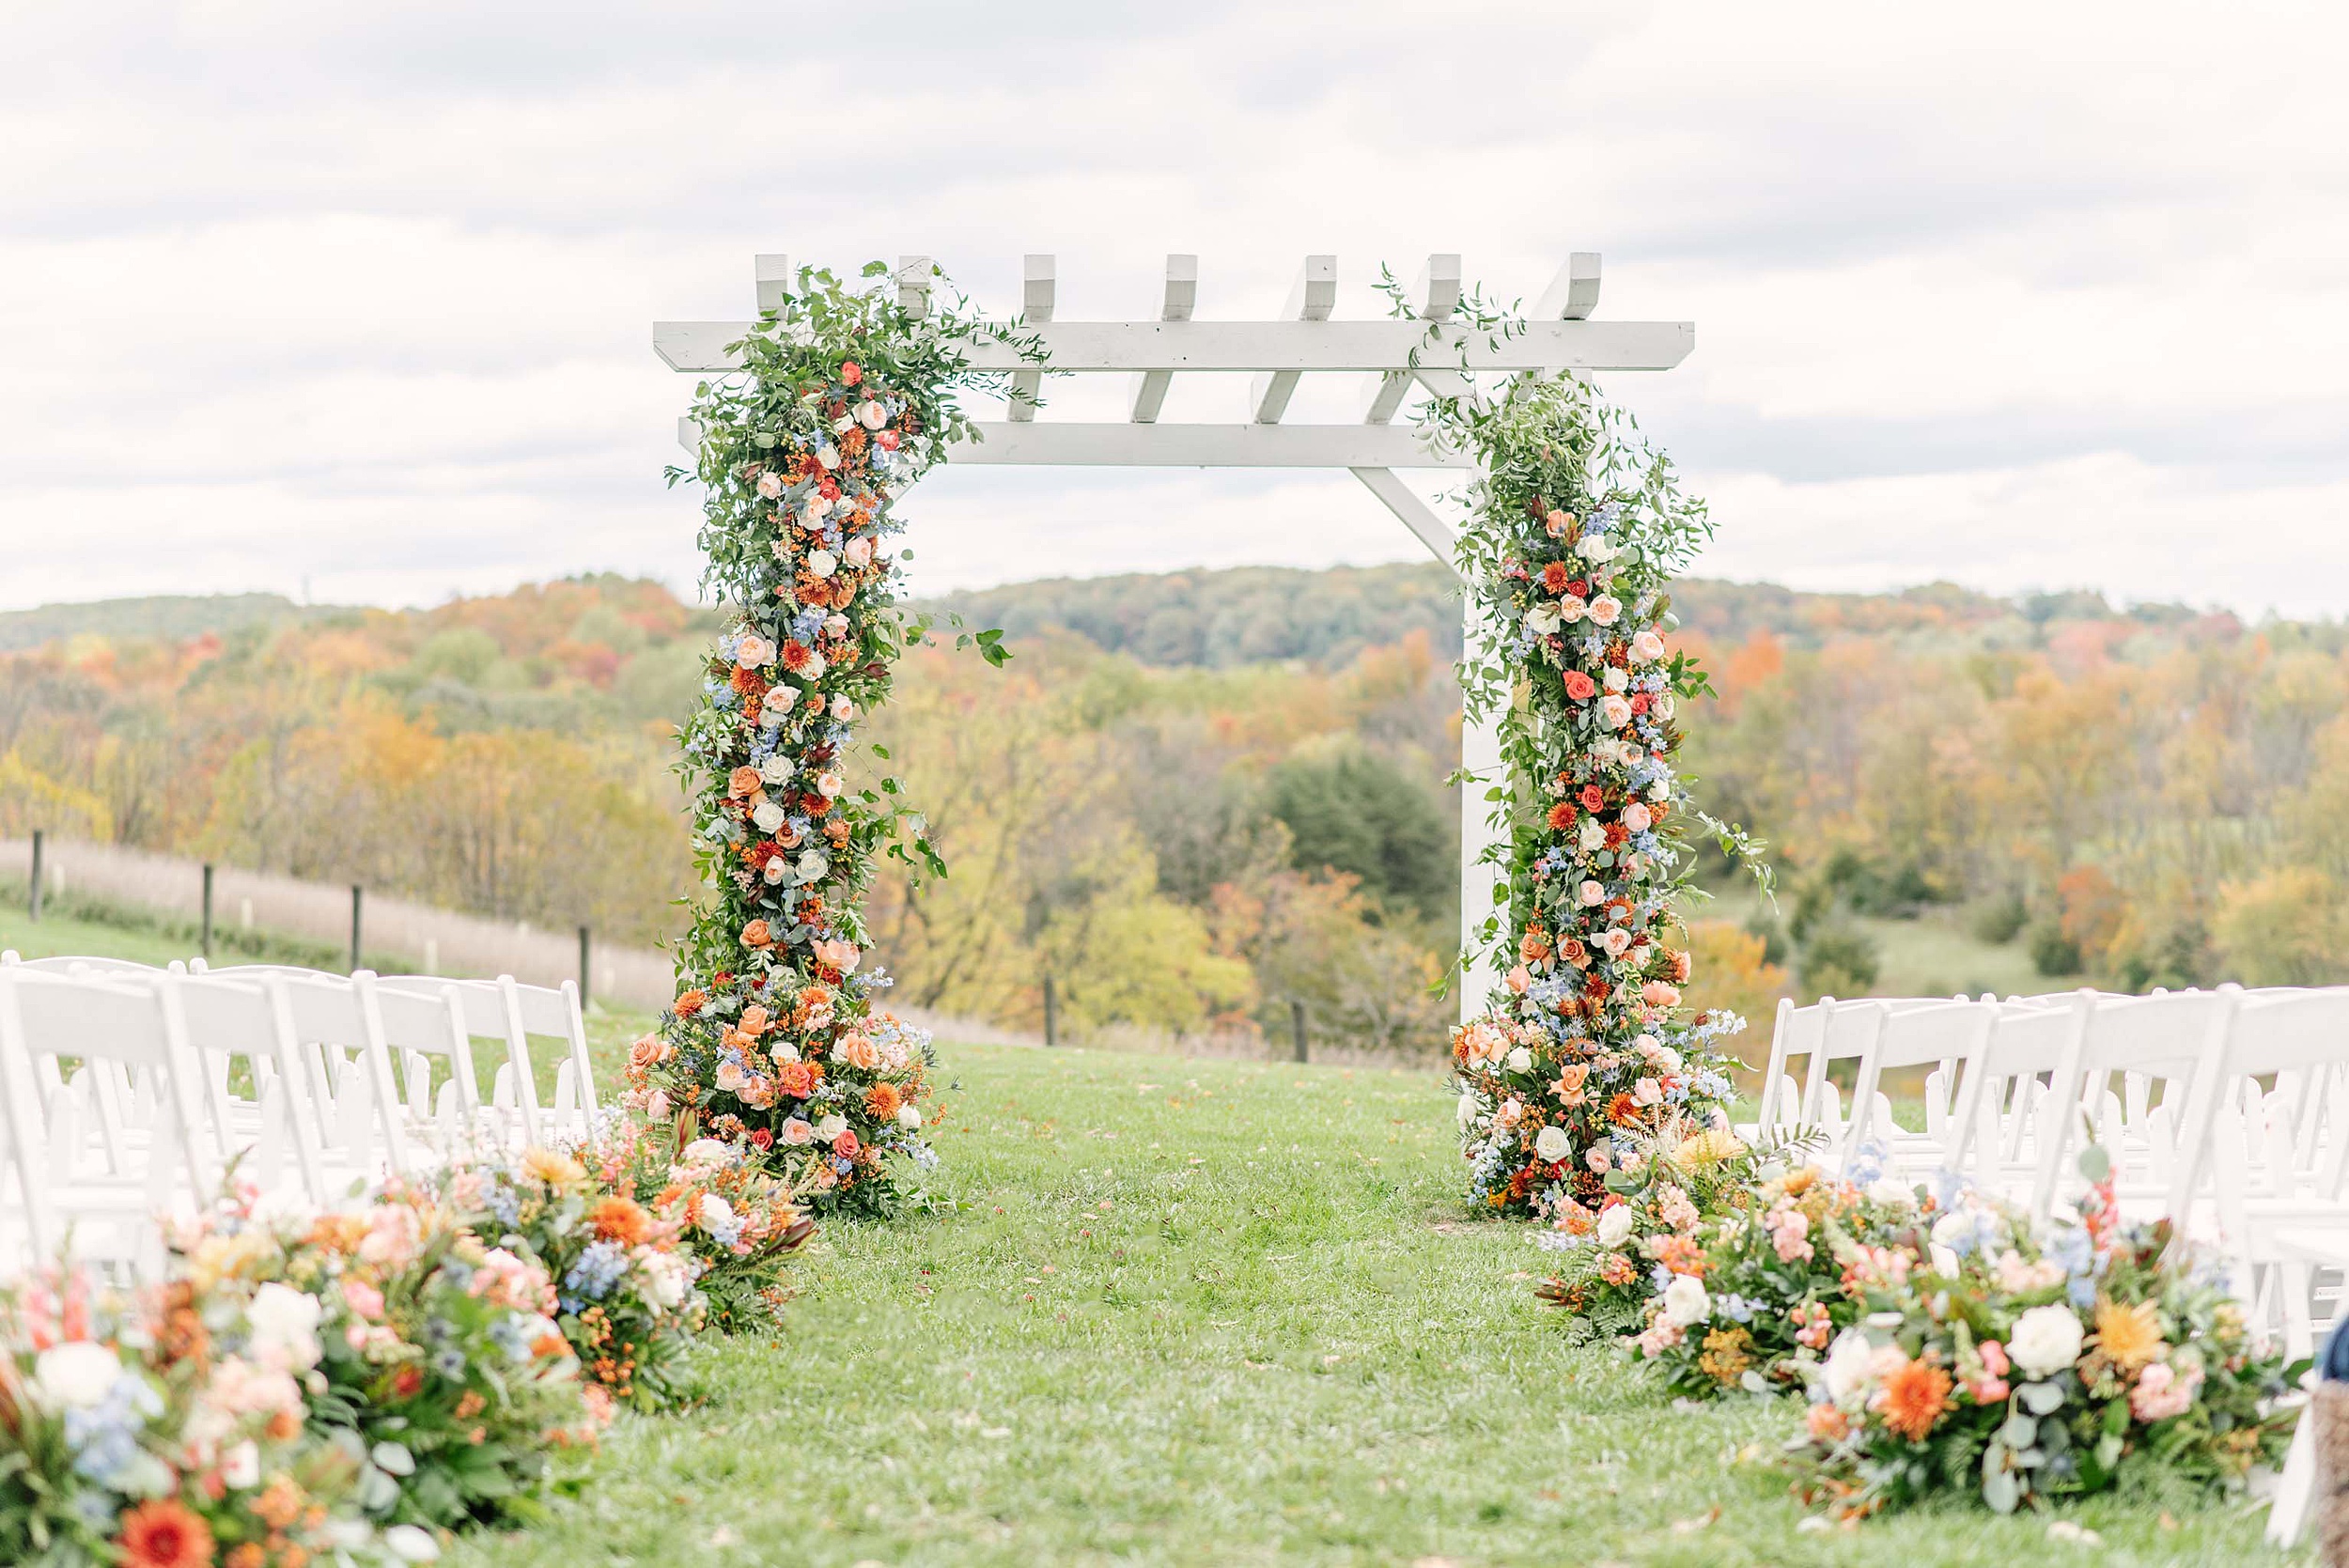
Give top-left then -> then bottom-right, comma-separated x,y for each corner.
795,849 -> 830,883
637,1249 -> 692,1308
1533,1126 -> 1571,1163
681,1138 -> 734,1167
1503,1045 -> 1532,1073
1595,1203 -> 1636,1247
858,399 -> 888,430
1930,1210 -> 1974,1249
757,754 -> 792,785
808,550 -> 839,579
816,444 -> 840,471
1579,819 -> 1607,852
2008,1304 -> 2086,1379
897,1104 -> 924,1129
1868,1177 -> 1914,1207
832,414 -> 857,436
1646,777 -> 1671,801
814,1114 -> 848,1141
247,1281 -> 323,1369
1622,802 -> 1651,832
754,471 -> 785,500
1656,693 -> 1675,721
752,800 -> 786,833
697,1195 -> 737,1236
1661,1273 -> 1710,1327
1456,1092 -> 1482,1127
1598,695 -> 1633,730
222,1439 -> 261,1489
1603,665 -> 1629,693
33,1342 -> 121,1409
1588,596 -> 1623,627
1525,605 -> 1561,635
1823,1329 -> 1875,1404
1576,535 -> 1613,562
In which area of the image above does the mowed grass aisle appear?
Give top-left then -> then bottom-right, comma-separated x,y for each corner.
446,1037 -> 2273,1566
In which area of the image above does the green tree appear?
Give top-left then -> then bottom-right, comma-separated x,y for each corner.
1266,744 -> 1450,921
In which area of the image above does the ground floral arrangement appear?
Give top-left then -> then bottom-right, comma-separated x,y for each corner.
630,262 -> 1036,1219
0,1121 -> 811,1566
1613,1149 -> 2296,1518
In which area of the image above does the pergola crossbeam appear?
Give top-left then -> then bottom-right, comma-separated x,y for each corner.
653,317 -> 1691,376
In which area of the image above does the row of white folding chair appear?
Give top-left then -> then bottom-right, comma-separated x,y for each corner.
0,955 -> 583,1192
191,960 -> 601,1144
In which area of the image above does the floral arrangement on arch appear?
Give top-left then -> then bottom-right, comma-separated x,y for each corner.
630,261 -> 1034,1219
1403,318 -> 1763,1265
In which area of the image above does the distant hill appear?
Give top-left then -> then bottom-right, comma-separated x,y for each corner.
0,593 -> 332,652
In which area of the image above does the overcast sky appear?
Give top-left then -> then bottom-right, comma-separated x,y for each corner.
3,1 -> 2343,617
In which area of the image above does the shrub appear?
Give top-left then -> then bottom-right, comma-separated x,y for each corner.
1968,891 -> 2028,945
2027,921 -> 2081,977
1799,921 -> 1880,996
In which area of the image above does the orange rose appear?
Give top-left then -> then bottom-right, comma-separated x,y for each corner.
838,1032 -> 882,1070
728,766 -> 761,800
739,1004 -> 770,1036
741,920 -> 773,950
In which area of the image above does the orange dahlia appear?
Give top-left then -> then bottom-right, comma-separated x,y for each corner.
1877,1358 -> 1953,1442
116,1500 -> 213,1568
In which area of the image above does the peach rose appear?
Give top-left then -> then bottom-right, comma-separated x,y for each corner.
741,920 -> 773,950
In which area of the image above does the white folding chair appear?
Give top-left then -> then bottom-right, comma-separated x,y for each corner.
1842,999 -> 1998,1178
264,971 -> 413,1182
163,970 -> 334,1207
0,969 -> 213,1279
354,973 -> 485,1157
375,975 -> 544,1147
2030,988 -> 2237,1223
1940,995 -> 2091,1204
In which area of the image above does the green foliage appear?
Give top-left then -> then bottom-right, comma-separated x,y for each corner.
1265,744 -> 1452,922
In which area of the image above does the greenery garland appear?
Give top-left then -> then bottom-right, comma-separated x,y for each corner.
625,262 -> 1032,1218
1397,280 -> 1766,1305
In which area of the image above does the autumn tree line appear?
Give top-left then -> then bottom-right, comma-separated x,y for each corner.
4,567 -> 2345,1057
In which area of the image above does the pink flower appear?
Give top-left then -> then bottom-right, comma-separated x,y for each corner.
2128,1360 -> 2200,1421
780,1119 -> 814,1146
1505,965 -> 1532,995
340,1280 -> 384,1321
1979,1340 -> 2010,1379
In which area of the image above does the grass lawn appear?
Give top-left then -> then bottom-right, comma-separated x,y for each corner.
452,1022 -> 2282,1568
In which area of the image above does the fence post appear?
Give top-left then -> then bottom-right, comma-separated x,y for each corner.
1291,999 -> 1309,1063
200,864 -> 215,960
349,884 -> 364,973
26,830 -> 42,923
1042,973 -> 1058,1048
578,925 -> 592,1006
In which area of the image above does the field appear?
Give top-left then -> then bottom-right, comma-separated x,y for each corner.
445,1020 -> 2273,1568
14,916 -> 2285,1564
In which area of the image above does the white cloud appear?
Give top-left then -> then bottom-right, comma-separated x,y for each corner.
0,0 -> 2341,615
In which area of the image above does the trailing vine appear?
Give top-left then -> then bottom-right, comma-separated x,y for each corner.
623,261 -> 1036,1218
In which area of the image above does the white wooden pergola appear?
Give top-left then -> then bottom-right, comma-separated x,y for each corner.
654,253 -> 1694,1021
